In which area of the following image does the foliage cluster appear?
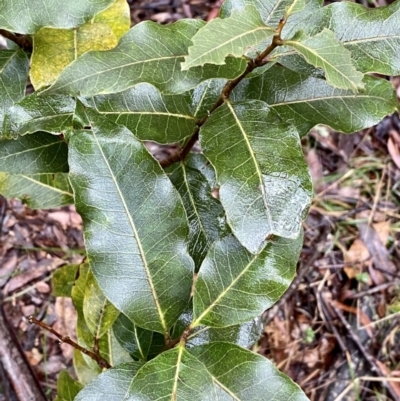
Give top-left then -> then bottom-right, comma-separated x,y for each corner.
0,0 -> 399,399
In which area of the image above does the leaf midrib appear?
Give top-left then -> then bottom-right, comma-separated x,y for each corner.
285,39 -> 359,91
20,174 -> 72,196
91,130 -> 168,334
192,250 -> 258,327
185,25 -> 274,68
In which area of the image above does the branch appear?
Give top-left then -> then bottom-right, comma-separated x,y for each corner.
160,19 -> 286,168
0,30 -> 32,52
28,316 -> 111,369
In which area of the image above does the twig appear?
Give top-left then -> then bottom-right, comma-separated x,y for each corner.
28,316 -> 111,369
160,20 -> 285,168
0,30 -> 32,52
331,302 -> 399,400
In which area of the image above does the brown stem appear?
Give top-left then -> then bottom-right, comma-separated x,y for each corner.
28,316 -> 111,369
160,20 -> 285,169
0,30 -> 32,52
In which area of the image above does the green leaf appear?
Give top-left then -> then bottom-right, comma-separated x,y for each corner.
284,29 -> 364,92
220,0 -> 308,26
285,0 -> 306,18
74,362 -> 143,401
0,133 -> 68,173
192,233 -> 302,327
88,83 -> 197,144
234,66 -> 398,136
83,270 -> 120,339
189,342 -> 309,400
73,349 -> 102,385
182,5 -> 274,70
0,50 -> 29,134
172,307 -> 263,348
0,0 -> 115,34
166,153 -> 226,270
54,371 -> 83,401
52,264 -> 79,297
200,100 -> 312,253
3,94 -> 75,137
0,172 -> 73,208
97,328 -> 134,366
127,346 -> 218,400
43,20 -> 247,97
112,313 -> 164,360
68,114 -> 193,334
323,1 -> 400,75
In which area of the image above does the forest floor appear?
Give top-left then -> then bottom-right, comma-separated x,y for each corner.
0,1 -> 399,400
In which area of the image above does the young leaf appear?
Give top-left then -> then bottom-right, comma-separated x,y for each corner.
43,20 -> 247,97
3,94 -> 75,137
324,0 -> 400,75
189,342 -> 309,400
0,50 -> 29,135
0,173 -> 73,209
166,153 -> 226,271
68,115 -> 194,334
200,100 -> 312,253
0,134 -> 68,173
73,362 -> 144,401
284,29 -> 364,91
52,264 -> 80,297
88,83 -> 197,144
83,270 -> 120,339
192,233 -> 302,327
0,0 -> 115,34
54,371 -> 83,401
112,313 -> 164,360
233,66 -> 398,136
182,5 -> 274,70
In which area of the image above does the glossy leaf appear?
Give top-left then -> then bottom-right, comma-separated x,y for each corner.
97,328 -> 134,366
3,94 -> 75,137
172,307 -> 263,348
0,50 -> 29,134
192,233 -> 303,327
74,362 -> 144,401
0,133 -> 68,173
233,66 -> 398,136
127,346 -> 219,400
324,0 -> 400,75
112,314 -> 165,360
284,29 -> 364,92
190,342 -> 309,400
89,83 -> 196,144
0,173 -> 73,208
43,20 -> 247,97
83,270 -> 120,339
167,153 -> 226,270
54,371 -> 83,401
200,100 -> 312,253
68,114 -> 193,334
52,264 -> 79,297
182,5 -> 274,70
0,0 -> 115,34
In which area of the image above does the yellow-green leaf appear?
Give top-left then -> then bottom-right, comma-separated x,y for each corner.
94,0 -> 130,40
31,24 -> 117,90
